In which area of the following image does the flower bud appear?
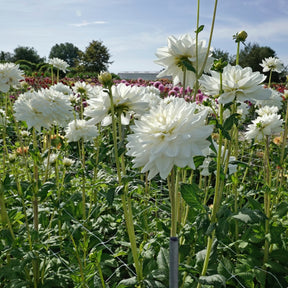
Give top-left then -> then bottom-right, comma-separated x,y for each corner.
98,72 -> 113,88
233,31 -> 248,43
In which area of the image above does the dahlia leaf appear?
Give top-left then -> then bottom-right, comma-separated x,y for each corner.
180,183 -> 204,211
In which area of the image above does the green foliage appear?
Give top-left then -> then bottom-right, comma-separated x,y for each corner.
78,40 -> 113,73
238,42 -> 276,72
49,42 -> 81,67
12,46 -> 45,64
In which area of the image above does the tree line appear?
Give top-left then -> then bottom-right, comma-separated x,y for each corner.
0,40 -> 286,82
0,40 -> 112,76
212,42 -> 287,83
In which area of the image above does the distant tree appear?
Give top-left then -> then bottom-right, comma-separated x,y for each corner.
12,46 -> 45,64
78,40 -> 112,73
0,51 -> 13,62
238,42 -> 283,82
212,48 -> 234,64
238,43 -> 275,71
49,42 -> 81,67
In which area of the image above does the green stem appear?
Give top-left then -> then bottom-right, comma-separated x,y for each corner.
70,234 -> 86,287
198,0 -> 218,78
169,167 -> 177,237
197,99 -> 224,288
236,42 -> 240,66
263,136 -> 271,268
268,70 -> 272,88
51,66 -> 54,85
32,128 -> 39,232
0,183 -> 15,240
107,87 -> 143,284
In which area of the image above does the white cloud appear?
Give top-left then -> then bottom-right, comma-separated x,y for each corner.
70,20 -> 107,27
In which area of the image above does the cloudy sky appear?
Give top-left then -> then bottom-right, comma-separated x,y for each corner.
1,0 -> 287,73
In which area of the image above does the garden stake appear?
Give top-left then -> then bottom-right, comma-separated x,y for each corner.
169,236 -> 179,288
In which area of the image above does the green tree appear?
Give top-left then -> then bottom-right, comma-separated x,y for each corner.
212,48 -> 234,64
12,46 -> 44,64
237,42 -> 285,82
49,42 -> 81,67
79,40 -> 112,73
0,51 -> 13,62
238,42 -> 276,72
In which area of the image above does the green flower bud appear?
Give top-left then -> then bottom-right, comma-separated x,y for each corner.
211,59 -> 228,73
98,72 -> 113,88
233,31 -> 248,43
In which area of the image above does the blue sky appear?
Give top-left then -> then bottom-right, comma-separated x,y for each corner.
1,0 -> 288,73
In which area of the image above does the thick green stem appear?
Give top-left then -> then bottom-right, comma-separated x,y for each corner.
198,0 -> 218,78
107,87 -> 143,284
263,136 -> 271,269
169,167 -> 177,237
51,66 -> 54,85
197,100 -> 224,288
236,42 -> 240,66
268,70 -> 272,88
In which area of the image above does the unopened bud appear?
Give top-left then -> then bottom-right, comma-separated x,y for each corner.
233,31 -> 248,43
211,59 -> 228,73
98,72 -> 113,88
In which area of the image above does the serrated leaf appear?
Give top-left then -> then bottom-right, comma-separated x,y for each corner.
157,247 -> 169,272
232,208 -> 266,224
276,201 -> 288,217
180,183 -> 204,211
199,274 -> 226,287
106,187 -> 115,205
180,58 -> 196,73
118,276 -> 137,286
223,113 -> 239,131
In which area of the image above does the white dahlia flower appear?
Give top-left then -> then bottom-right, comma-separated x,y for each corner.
199,142 -> 237,176
48,57 -> 69,73
199,64 -> 271,105
154,33 -> 214,86
13,88 -> 73,131
72,81 -> 94,98
50,82 -> 73,96
38,88 -> 74,126
84,83 -> 156,126
245,113 -> 283,141
260,57 -> 284,73
65,119 -> 98,142
0,63 -> 24,92
0,108 -> 7,126
14,91 -> 51,131
126,96 -> 213,180
256,105 -> 279,116
255,88 -> 283,109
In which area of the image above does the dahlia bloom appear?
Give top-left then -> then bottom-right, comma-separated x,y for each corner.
13,88 -> 73,131
84,83 -> 159,126
199,142 -> 237,176
260,57 -> 284,73
154,33 -> 213,86
14,91 -> 51,131
72,81 -> 95,98
256,106 -> 279,116
0,108 -> 7,126
50,82 -> 73,96
0,63 -> 24,92
245,113 -> 283,141
48,57 -> 69,73
126,96 -> 213,180
199,64 -> 271,104
255,88 -> 283,109
65,119 -> 98,142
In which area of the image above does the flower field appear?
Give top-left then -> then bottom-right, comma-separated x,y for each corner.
1,13 -> 288,287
